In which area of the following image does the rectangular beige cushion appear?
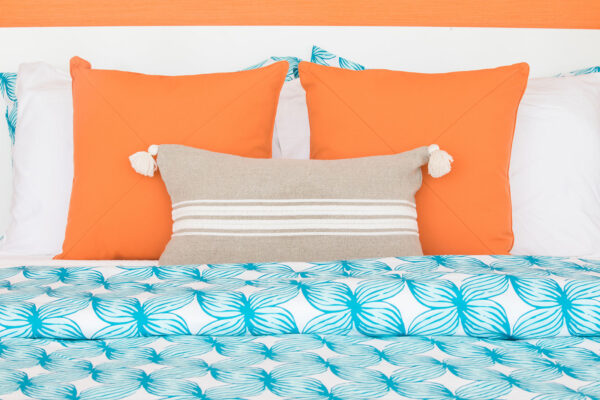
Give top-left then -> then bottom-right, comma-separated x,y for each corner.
157,144 -> 430,265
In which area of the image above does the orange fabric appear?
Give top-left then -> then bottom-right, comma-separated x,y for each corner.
1,0 -> 599,28
300,61 -> 529,255
56,57 -> 288,260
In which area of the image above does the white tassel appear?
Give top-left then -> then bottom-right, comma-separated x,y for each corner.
427,144 -> 453,178
129,145 -> 159,177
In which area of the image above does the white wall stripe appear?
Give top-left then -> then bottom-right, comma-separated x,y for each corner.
172,199 -> 417,207
172,205 -> 417,219
172,231 -> 419,237
173,218 -> 419,232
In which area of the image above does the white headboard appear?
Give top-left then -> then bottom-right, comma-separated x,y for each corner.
1,26 -> 599,77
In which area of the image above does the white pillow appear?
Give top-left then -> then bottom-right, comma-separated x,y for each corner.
0,100 -> 12,240
244,56 -> 309,159
510,73 -> 600,257
0,73 -> 17,240
272,79 -> 310,159
0,63 -> 73,255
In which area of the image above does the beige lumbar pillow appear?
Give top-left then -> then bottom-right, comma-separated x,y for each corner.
130,144 -> 452,265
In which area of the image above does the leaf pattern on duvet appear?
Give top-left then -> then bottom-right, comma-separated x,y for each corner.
0,256 -> 597,341
0,257 -> 598,400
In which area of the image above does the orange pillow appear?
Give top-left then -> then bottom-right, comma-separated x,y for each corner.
57,57 -> 288,260
299,62 -> 529,255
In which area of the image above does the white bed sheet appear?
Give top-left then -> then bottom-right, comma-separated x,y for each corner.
1,253 -> 597,268
0,253 -> 157,267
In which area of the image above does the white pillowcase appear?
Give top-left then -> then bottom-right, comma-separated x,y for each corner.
272,79 -> 310,159
0,98 -> 12,239
0,63 -> 73,255
510,73 -> 600,257
0,73 -> 17,240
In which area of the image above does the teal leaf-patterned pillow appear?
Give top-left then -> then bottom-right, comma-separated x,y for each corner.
245,56 -> 301,81
1,72 -> 17,241
310,46 -> 365,70
0,73 -> 16,101
0,73 -> 17,145
311,46 -> 600,80
310,46 -> 336,66
557,66 -> 600,77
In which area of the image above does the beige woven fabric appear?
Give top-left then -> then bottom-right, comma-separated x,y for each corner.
157,144 -> 430,265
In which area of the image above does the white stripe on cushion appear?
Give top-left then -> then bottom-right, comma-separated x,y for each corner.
172,204 -> 417,219
172,231 -> 419,237
173,199 -> 416,207
173,218 -> 418,232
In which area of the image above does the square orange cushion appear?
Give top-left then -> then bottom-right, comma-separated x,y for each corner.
299,62 -> 529,255
57,57 -> 288,260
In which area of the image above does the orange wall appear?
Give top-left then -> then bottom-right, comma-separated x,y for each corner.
1,0 -> 599,28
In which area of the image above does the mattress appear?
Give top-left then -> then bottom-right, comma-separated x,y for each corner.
0,255 -> 599,399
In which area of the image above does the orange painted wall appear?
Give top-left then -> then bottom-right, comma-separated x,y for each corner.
1,0 -> 599,28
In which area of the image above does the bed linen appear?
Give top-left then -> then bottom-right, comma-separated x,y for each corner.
0,255 -> 599,399
1,63 -> 73,257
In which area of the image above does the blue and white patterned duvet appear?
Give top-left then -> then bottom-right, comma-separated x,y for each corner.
1,256 -> 600,399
